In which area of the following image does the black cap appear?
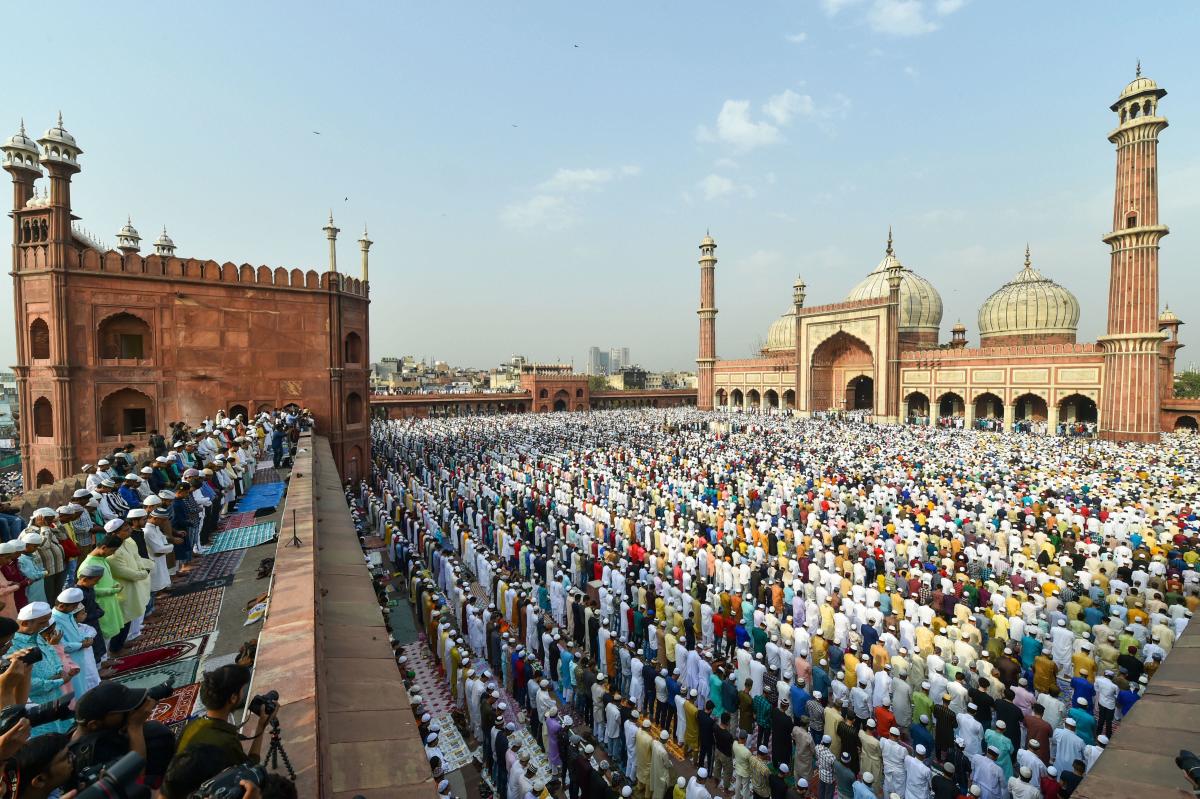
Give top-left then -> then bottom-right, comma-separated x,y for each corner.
75,681 -> 148,721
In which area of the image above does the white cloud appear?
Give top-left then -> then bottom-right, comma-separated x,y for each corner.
763,89 -> 814,125
699,174 -> 736,200
500,195 -> 573,231
785,32 -> 808,43
821,0 -> 865,15
865,0 -> 966,36
868,0 -> 938,36
504,164 -> 640,230
714,157 -> 739,170
537,167 -> 614,193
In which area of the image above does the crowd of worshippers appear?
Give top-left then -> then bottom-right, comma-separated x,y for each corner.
364,409 -> 1199,799
0,409 -> 311,796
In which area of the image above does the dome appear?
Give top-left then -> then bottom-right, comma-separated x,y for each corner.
117,217 -> 140,240
1159,306 -> 1180,324
3,120 -> 39,157
154,227 -> 174,248
1119,75 -> 1159,100
844,234 -> 943,333
40,113 -> 76,147
764,310 -> 796,353
977,247 -> 1079,341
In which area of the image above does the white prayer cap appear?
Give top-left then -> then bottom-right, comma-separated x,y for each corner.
33,507 -> 55,517
18,601 -> 52,620
57,587 -> 84,605
18,532 -> 43,546
127,508 -> 148,519
103,519 -> 124,533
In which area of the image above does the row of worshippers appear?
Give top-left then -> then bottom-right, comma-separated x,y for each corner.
365,410 -> 1199,799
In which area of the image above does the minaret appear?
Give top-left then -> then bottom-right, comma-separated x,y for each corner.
1099,66 -> 1168,442
696,233 -> 718,410
792,276 -> 806,414
323,211 -> 339,272
358,225 -> 372,283
153,226 -> 176,257
116,216 -> 141,254
885,236 -> 903,423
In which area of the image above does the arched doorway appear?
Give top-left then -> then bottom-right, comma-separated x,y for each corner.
1175,415 -> 1197,432
1058,394 -> 1098,435
98,313 -> 152,360
33,396 -> 53,438
553,389 -> 569,412
746,389 -> 761,410
229,404 -> 249,422
937,392 -> 964,419
846,376 -> 874,411
810,332 -> 873,412
715,389 -> 728,407
974,392 -> 1003,420
764,389 -> 779,410
783,389 -> 795,410
730,389 -> 744,408
36,469 -> 54,488
905,391 -> 929,424
99,388 -> 154,437
1014,393 -> 1047,421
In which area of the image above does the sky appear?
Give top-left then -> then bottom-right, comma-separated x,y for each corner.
3,1 -> 1200,373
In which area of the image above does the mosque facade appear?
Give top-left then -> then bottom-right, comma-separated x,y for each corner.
697,71 -> 1200,442
3,116 -> 373,489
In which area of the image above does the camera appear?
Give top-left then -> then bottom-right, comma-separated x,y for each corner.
1178,750 -> 1200,789
191,763 -> 267,798
0,693 -> 75,735
248,690 -> 279,717
75,750 -> 150,799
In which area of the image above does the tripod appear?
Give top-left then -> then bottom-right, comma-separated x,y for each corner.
264,717 -> 296,782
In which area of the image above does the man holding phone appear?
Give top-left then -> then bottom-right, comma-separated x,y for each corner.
5,601 -> 76,735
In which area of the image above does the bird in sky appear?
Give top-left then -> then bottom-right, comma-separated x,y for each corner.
312,131 -> 321,135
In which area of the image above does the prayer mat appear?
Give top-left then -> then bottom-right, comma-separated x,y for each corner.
166,573 -> 235,596
401,639 -> 457,719
101,636 -> 208,677
235,483 -> 287,513
244,600 -> 268,626
122,587 -> 225,654
253,467 -> 285,484
206,523 -> 277,554
435,713 -> 475,772
178,549 -> 245,584
149,681 -> 200,729
217,511 -> 255,532
114,656 -> 201,692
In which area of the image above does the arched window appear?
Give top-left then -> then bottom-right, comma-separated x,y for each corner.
538,389 -> 548,399
29,318 -> 50,360
99,387 -> 154,437
575,388 -> 584,398
345,392 -> 363,425
33,396 -> 53,438
36,469 -> 54,488
344,331 -> 363,364
1130,104 -> 1139,119
1126,212 -> 1137,229
98,313 -> 152,360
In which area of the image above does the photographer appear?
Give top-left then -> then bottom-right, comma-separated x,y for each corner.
176,666 -> 277,768
10,731 -> 72,799
70,681 -> 176,784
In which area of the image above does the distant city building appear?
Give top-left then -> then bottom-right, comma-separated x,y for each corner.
587,345 -> 631,375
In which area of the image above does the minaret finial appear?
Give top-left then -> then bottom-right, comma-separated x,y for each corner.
57,111 -> 63,128
18,118 -> 25,136
1024,243 -> 1031,268
886,225 -> 894,256
1136,59 -> 1142,78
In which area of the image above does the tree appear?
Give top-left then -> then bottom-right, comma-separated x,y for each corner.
1175,370 -> 1200,399
588,376 -> 609,393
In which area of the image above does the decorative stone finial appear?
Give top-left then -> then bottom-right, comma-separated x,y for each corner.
1136,59 -> 1141,78
886,226 -> 894,256
1024,244 -> 1031,269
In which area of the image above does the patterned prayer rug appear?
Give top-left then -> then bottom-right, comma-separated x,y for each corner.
436,713 -> 475,772
114,656 -> 201,691
150,681 -> 200,732
253,467 -> 286,485
217,512 -> 256,532
401,639 -> 457,719
173,550 -> 246,585
101,636 -> 208,677
206,523 -> 277,554
166,574 -> 235,596
122,587 -> 225,654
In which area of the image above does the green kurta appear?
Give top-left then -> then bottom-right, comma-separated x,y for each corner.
106,539 -> 153,622
78,555 -> 125,639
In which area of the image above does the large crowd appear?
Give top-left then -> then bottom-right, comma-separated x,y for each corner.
0,409 -> 309,798
368,409 -> 1199,799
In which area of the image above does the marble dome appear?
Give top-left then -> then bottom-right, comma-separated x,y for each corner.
845,238 -> 943,334
763,310 -> 796,353
977,248 -> 1079,341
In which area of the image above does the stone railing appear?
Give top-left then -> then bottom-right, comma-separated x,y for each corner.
4,445 -> 153,517
252,432 -> 433,797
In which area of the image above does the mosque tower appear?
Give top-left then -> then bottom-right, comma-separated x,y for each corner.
1099,64 -> 1169,442
696,233 -> 717,410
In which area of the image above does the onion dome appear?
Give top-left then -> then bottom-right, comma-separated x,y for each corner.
845,229 -> 943,334
1159,306 -> 1180,325
2,120 -> 40,173
36,112 -> 82,166
764,310 -> 797,353
977,246 -> 1079,342
154,226 -> 176,256
116,216 -> 141,253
